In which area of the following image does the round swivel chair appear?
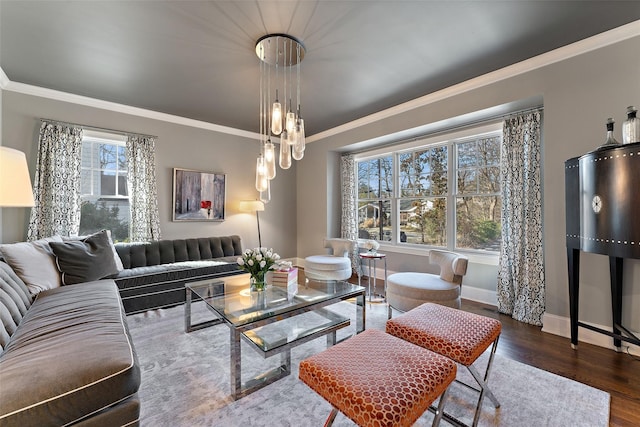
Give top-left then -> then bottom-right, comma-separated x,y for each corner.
387,249 -> 468,317
304,238 -> 356,281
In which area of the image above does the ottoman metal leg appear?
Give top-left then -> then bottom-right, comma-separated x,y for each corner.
323,408 -> 339,427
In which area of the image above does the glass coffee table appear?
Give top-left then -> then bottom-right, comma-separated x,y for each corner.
185,277 -> 366,400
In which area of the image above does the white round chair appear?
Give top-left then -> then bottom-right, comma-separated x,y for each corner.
387,249 -> 468,317
304,238 -> 356,281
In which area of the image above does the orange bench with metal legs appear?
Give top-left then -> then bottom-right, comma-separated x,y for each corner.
386,303 -> 502,427
299,329 -> 457,427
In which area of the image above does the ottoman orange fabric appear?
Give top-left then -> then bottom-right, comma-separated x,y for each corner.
386,303 -> 502,427
299,329 -> 457,427
385,303 -> 501,366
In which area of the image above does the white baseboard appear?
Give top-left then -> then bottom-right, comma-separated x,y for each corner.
291,257 -> 305,268
542,313 -> 640,355
461,286 -> 497,306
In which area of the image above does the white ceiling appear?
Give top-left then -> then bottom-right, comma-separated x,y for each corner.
1,1 -> 639,136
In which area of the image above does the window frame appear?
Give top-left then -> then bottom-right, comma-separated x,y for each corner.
354,122 -> 502,259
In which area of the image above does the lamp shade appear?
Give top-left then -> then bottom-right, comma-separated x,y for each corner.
0,147 -> 35,207
239,200 -> 265,212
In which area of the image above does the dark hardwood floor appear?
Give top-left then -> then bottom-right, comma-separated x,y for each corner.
347,273 -> 640,426
459,299 -> 640,427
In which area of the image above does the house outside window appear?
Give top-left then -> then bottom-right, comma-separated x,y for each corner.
355,123 -> 502,253
79,131 -> 130,241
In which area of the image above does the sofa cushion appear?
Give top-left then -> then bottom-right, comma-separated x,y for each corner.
0,281 -> 140,426
50,230 -> 120,285
0,236 -> 63,295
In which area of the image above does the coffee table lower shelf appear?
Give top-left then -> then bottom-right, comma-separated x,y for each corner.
236,309 -> 350,398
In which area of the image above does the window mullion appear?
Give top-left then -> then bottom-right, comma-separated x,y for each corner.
448,142 -> 456,251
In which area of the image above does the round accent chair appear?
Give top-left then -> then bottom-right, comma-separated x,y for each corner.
387,249 -> 468,317
304,238 -> 357,281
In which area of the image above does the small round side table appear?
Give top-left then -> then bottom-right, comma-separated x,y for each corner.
358,252 -> 387,303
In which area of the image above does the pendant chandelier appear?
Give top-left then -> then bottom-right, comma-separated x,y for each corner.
254,34 -> 306,203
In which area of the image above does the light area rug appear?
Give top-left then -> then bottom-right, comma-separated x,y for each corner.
127,300 -> 610,427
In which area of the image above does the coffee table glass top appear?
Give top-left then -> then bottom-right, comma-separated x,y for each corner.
188,279 -> 364,327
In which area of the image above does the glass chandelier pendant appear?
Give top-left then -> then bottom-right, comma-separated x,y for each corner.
271,91 -> 283,136
260,179 -> 271,204
292,118 -> 305,161
279,132 -> 292,169
255,154 -> 268,192
293,106 -> 305,154
264,140 -> 276,179
286,107 -> 296,135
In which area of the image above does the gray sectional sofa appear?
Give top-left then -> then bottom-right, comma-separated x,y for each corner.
0,233 -> 244,425
0,262 -> 141,427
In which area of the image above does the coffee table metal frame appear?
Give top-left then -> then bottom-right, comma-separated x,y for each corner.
185,278 -> 366,400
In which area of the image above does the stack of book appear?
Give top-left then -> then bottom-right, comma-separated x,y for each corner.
269,267 -> 298,297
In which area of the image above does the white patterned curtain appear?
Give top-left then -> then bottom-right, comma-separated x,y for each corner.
340,154 -> 358,270
126,135 -> 161,241
27,121 -> 83,240
497,110 -> 545,325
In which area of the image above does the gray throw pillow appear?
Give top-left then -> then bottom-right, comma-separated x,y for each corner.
50,230 -> 120,285
62,230 -> 124,272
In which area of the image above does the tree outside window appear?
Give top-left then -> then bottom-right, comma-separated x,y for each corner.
357,156 -> 393,241
455,136 -> 501,250
79,137 -> 130,241
354,129 -> 501,252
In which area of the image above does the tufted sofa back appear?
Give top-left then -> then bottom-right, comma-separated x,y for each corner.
115,236 -> 242,269
0,262 -> 33,352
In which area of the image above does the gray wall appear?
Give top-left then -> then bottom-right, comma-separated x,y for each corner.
297,35 -> 640,331
0,91 -> 298,258
1,31 -> 638,337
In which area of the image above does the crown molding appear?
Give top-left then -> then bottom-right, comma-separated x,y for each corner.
0,67 -> 9,89
306,19 -> 640,144
1,20 -> 638,143
0,72 -> 261,141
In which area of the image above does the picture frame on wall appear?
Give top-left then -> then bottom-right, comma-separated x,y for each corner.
172,168 -> 226,221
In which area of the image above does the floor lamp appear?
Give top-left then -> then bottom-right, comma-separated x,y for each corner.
0,147 -> 35,208
239,200 -> 265,248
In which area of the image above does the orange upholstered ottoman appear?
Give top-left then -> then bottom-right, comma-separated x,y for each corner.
386,303 -> 502,427
299,329 -> 457,427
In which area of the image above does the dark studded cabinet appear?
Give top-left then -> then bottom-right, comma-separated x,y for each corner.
565,141 -> 640,349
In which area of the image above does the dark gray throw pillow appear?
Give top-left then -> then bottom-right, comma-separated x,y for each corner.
50,230 -> 120,285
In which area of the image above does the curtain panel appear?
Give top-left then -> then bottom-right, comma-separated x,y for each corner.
27,122 -> 83,240
497,110 -> 545,326
126,136 -> 162,242
340,154 -> 358,271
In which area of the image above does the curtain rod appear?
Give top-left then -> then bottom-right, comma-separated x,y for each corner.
347,105 -> 544,155
39,118 -> 158,139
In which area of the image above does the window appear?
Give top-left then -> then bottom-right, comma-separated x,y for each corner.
355,124 -> 502,253
79,131 -> 130,241
455,136 -> 501,251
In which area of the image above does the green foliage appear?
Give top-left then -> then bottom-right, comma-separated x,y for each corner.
79,201 -> 129,242
472,220 -> 500,243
